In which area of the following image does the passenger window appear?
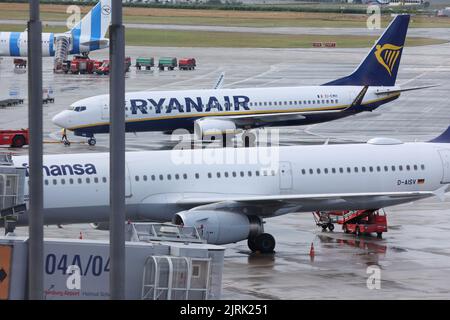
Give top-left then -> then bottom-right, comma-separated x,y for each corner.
86,178 -> 90,183
384,166 -> 388,172
369,167 -> 373,172
45,180 -> 49,185
183,174 -> 187,179
217,172 -> 221,178
159,175 -> 163,180
53,179 -> 57,185
312,100 -> 315,104
143,175 -> 147,181
399,166 -> 403,171
309,169 -> 313,174
421,164 -> 425,170
324,168 -> 328,174
94,177 -> 99,183
391,166 -> 396,171
61,179 -> 65,185
263,170 -> 268,176
377,166 -> 381,172
347,167 -> 351,173
240,171 -> 245,177
232,172 -> 237,177
135,176 -> 139,182
248,171 -> 252,177
78,178 -> 82,184
195,173 -> 199,179
354,167 -> 358,173
103,177 -> 107,183
339,168 -> 343,173
167,174 -> 171,180
414,165 -> 418,170
208,173 -> 212,178
317,168 -> 321,174
301,169 -> 306,175
224,172 -> 229,178
332,168 -> 336,174
255,171 -> 260,176
362,167 -> 366,173
406,165 -> 410,171
175,174 -> 180,180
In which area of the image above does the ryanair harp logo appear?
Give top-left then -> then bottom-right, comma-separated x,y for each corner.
374,44 -> 403,76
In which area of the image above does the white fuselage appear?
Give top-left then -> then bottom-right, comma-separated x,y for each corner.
13,140 -> 449,225
53,85 -> 399,133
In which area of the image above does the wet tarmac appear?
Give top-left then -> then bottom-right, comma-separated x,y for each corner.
2,37 -> 450,299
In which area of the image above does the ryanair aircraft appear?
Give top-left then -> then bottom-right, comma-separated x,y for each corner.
52,14 -> 431,146
0,0 -> 110,58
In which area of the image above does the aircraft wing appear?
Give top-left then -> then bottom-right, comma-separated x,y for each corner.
79,38 -> 109,47
176,189 -> 443,217
211,109 -> 342,125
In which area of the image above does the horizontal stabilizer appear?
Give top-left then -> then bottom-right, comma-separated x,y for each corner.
375,84 -> 439,95
79,38 -> 109,48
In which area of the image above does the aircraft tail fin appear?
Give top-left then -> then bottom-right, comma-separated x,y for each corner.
70,0 -> 111,51
429,126 -> 450,143
323,14 -> 410,87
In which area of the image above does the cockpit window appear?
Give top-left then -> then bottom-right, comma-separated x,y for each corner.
70,106 -> 87,112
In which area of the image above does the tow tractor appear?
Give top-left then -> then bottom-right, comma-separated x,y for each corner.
312,209 -> 388,238
0,129 -> 29,148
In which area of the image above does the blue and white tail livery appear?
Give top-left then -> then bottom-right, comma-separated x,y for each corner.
0,0 -> 111,57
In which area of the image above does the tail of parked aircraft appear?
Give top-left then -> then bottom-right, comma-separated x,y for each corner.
323,14 -> 410,87
69,0 -> 111,52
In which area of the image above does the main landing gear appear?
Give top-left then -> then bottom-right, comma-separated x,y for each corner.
87,137 -> 96,146
247,233 -> 276,253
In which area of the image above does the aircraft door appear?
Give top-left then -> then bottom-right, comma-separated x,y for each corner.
101,103 -> 109,121
438,149 -> 450,183
279,161 -> 293,192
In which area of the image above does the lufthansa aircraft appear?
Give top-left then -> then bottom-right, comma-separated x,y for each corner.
0,0 -> 110,59
13,126 -> 450,252
52,15 -> 432,146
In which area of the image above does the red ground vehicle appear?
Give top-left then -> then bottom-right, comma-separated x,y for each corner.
95,57 -> 132,75
70,56 -> 98,74
341,210 -> 388,238
178,58 -> 196,70
313,209 -> 388,238
0,129 -> 29,148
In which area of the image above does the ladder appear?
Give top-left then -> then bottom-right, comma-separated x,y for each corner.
53,35 -> 70,73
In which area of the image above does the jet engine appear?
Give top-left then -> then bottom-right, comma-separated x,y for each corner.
173,210 -> 263,245
194,118 -> 239,139
90,222 -> 109,230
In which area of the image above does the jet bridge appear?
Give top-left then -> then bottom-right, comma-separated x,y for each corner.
0,154 -> 27,233
0,223 -> 225,300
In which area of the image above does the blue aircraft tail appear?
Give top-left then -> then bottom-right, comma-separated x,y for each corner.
429,126 -> 450,143
69,0 -> 111,52
323,14 -> 410,87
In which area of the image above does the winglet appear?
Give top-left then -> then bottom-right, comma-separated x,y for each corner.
433,184 -> 449,202
344,86 -> 369,112
214,72 -> 225,89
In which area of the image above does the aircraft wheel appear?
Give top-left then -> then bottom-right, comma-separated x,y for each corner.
88,138 -> 96,146
328,223 -> 335,232
247,237 -> 258,252
254,233 -> 275,253
377,232 -> 383,239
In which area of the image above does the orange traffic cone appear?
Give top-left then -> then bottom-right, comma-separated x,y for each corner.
79,232 -> 83,240
309,242 -> 315,257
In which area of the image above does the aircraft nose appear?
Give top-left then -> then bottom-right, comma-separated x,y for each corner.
52,111 -> 70,128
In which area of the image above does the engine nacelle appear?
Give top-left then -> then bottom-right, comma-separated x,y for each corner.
90,222 -> 109,230
194,118 -> 239,139
173,210 -> 263,245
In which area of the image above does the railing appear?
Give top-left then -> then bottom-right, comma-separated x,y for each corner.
53,35 -> 70,73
